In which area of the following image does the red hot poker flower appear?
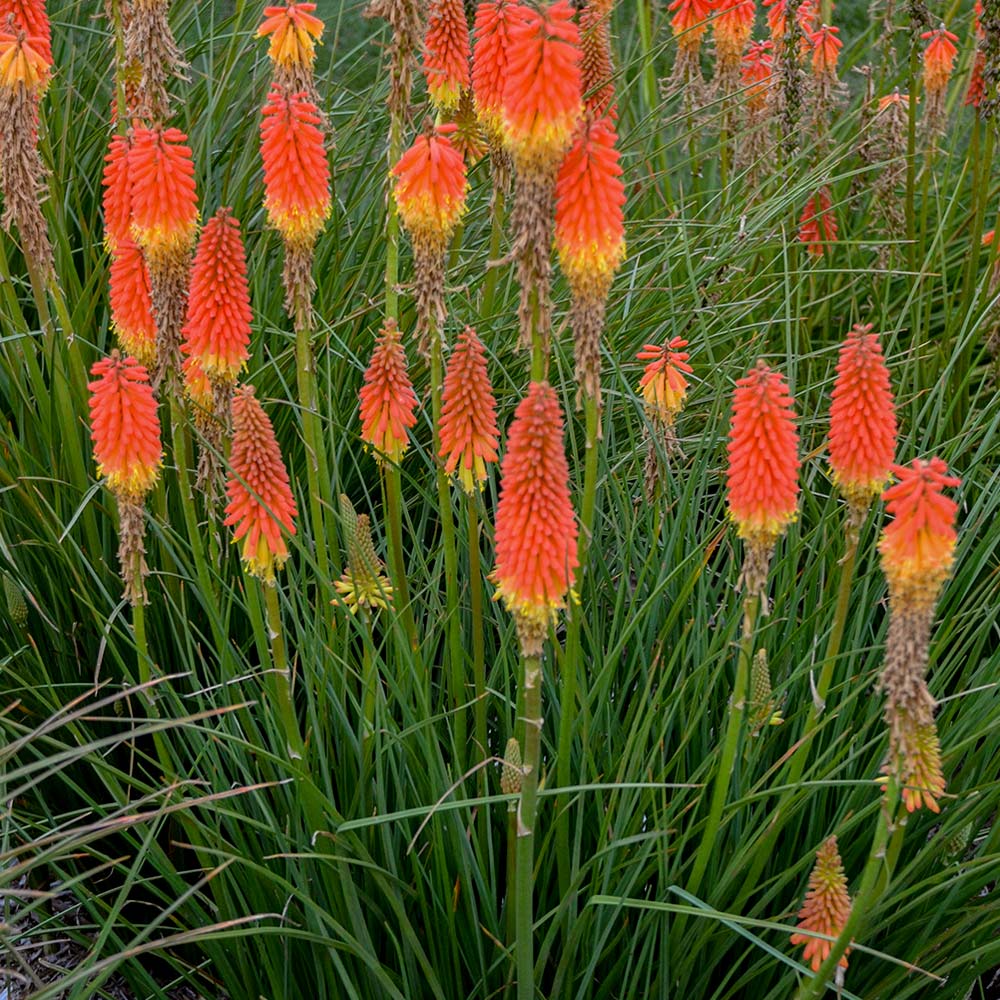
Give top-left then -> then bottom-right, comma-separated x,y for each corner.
0,0 -> 51,66
799,187 -> 837,257
637,337 -> 692,425
181,207 -> 252,384
472,1 -> 529,136
669,0 -> 715,52
714,0 -> 755,73
423,0 -> 471,111
790,836 -> 852,972
102,132 -> 133,250
259,88 -> 331,249
742,39 -> 774,109
359,319 -> 418,465
439,326 -> 500,493
922,26 -> 958,96
809,23 -> 842,78
0,27 -> 48,91
828,323 -> 897,512
502,0 -> 583,174
109,238 -> 156,367
257,3 -> 324,70
494,381 -> 578,655
224,385 -> 298,583
88,352 -> 162,501
580,0 -> 616,118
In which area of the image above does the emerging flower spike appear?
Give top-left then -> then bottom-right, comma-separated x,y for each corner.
181,207 -> 252,384
88,352 -> 162,502
0,0 -> 52,67
359,318 -> 419,465
422,0 -> 470,111
0,27 -> 49,91
637,337 -> 692,427
224,385 -> 298,584
493,381 -> 578,656
726,361 -> 800,600
102,133 -> 133,250
109,238 -> 157,367
749,648 -> 784,733
502,0 -> 582,175
580,0 -> 616,118
128,126 -> 198,268
790,836 -> 852,972
259,88 -> 331,251
333,494 -> 394,614
258,3 -> 324,94
828,323 -> 897,522
439,326 -> 500,493
799,187 -> 837,257
472,0 -> 528,138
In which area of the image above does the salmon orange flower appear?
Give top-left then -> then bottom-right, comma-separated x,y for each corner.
799,187 -> 837,257
0,28 -> 49,91
109,238 -> 156,367
423,0 -> 470,111
257,3 -> 324,72
790,836 -> 852,972
879,458 -> 960,608
809,23 -> 841,78
714,0 -> 755,75
359,319 -> 418,465
181,207 -> 252,384
669,0 -> 715,52
967,48 -> 985,107
224,385 -> 298,584
502,0 -> 582,174
88,352 -> 162,501
580,0 -> 616,118
472,1 -> 528,136
494,381 -> 578,655
741,39 -> 773,109
128,126 -> 198,266
555,116 -> 626,302
439,326 -> 500,493
828,323 -> 897,514
637,338 -> 692,425
0,0 -> 51,67
182,353 -> 213,419
895,716 -> 945,813
259,88 -> 331,249
922,26 -> 958,96
102,133 -> 133,250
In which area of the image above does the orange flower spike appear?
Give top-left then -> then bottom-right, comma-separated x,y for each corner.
967,48 -> 985,107
257,3 -> 324,70
790,836 -> 852,973
799,187 -> 837,257
439,326 -> 500,493
879,458 -> 960,607
714,0 -> 756,69
494,381 -> 578,655
0,0 -> 51,66
637,337 -> 692,424
502,0 -> 583,173
423,0 -> 471,111
472,1 -> 529,135
0,29 -> 49,91
555,116 -> 626,302
109,239 -> 156,366
181,208 -> 252,384
669,0 -> 716,51
182,353 -> 213,416
224,386 -> 298,584
392,122 -> 468,252
259,88 -> 331,248
741,39 -> 774,109
809,23 -> 841,77
763,0 -> 786,41
127,126 -> 198,266
88,352 -> 162,501
102,133 -> 133,250
828,323 -> 897,510
726,361 -> 800,545
580,0 -> 616,118
358,319 -> 418,465
921,26 -> 959,96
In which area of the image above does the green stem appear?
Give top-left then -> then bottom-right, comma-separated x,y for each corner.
482,184 -> 506,318
793,781 -> 902,1000
386,109 -> 402,322
383,464 -> 418,651
686,594 -> 759,900
262,581 -> 305,761
132,594 -> 171,775
529,287 -> 545,383
468,498 -> 487,770
505,804 -> 519,995
904,33 -> 919,276
516,653 -> 542,1000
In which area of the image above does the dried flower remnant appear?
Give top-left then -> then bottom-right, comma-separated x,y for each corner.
392,121 -> 467,354
921,26 -> 958,133
224,386 -> 298,585
123,0 -> 186,120
422,0 -> 470,111
358,319 -> 419,465
447,88 -> 488,163
871,92 -> 908,264
799,187 -> 837,257
878,458 -> 960,813
88,352 -> 163,604
555,115 -> 625,404
258,3 -> 324,96
637,337 -> 692,495
494,381 -> 578,656
828,323 -> 897,528
790,836 -> 852,972
333,494 -> 394,614
439,326 -> 500,493
364,0 -> 423,123
726,361 -> 800,601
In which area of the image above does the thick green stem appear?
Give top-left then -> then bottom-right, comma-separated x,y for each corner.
383,464 -> 418,651
516,653 -> 542,1000
468,499 -> 487,769
793,781 -> 902,1000
556,393 -> 601,898
686,595 -> 759,900
132,595 -> 170,775
482,185 -> 506,317
262,581 -> 305,761
505,804 -> 518,994
529,287 -> 545,383
904,35 -> 919,276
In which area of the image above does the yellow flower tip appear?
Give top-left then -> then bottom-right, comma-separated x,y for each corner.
332,571 -> 394,614
790,835 -> 852,973
0,31 -> 49,92
257,3 -> 324,68
239,532 -> 289,585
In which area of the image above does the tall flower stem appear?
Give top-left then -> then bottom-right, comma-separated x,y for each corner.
468,497 -> 488,772
262,581 -> 305,761
132,592 -> 171,774
515,653 -> 542,1000
686,594 -> 759,901
383,464 -> 418,651
904,35 -> 919,276
556,391 -> 600,898
793,780 -> 902,1000
431,329 -> 466,766
482,186 -> 506,316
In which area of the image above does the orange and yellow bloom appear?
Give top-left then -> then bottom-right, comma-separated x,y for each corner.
472,1 -> 528,135
714,0 -> 756,76
224,385 -> 298,583
0,0 -> 51,67
790,836 -> 852,972
922,26 -> 958,97
799,187 -> 837,257
494,381 -> 578,654
0,27 -> 49,91
257,3 -> 324,73
109,238 -> 157,367
359,319 -> 418,465
423,0 -> 471,111
637,338 -> 692,426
